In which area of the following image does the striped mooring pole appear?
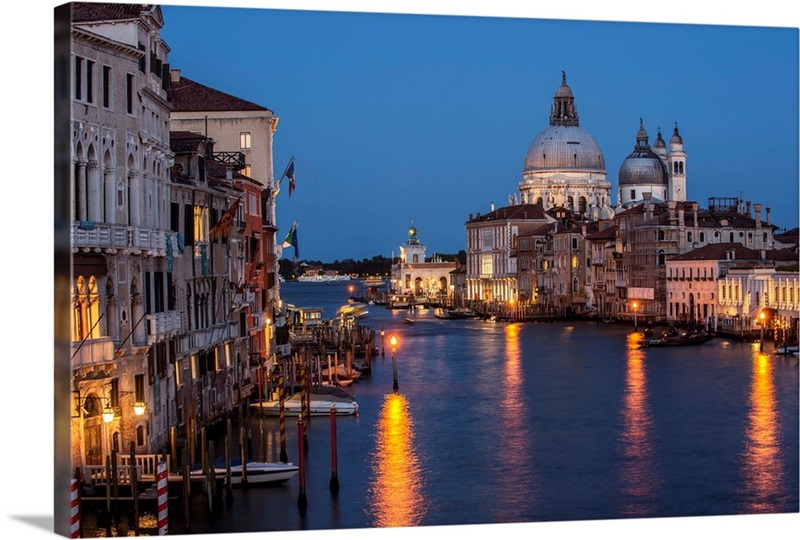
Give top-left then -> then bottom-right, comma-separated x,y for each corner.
70,478 -> 80,538
157,461 -> 169,535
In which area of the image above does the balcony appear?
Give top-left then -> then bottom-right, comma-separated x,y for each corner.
72,223 -> 171,255
71,337 -> 115,370
146,311 -> 181,345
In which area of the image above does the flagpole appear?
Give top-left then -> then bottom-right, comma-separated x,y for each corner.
279,156 -> 295,183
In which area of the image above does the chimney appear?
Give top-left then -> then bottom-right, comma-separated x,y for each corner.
766,207 -> 772,226
490,203 -> 495,212
667,200 -> 677,223
746,201 -> 751,217
754,203 -> 762,228
692,202 -> 699,228
469,213 -> 473,221
170,68 -> 181,83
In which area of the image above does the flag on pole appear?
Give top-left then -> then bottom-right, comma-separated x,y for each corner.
209,196 -> 242,240
286,160 -> 296,197
281,221 -> 299,258
280,157 -> 296,197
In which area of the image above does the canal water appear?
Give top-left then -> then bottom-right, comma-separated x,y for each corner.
82,280 -> 799,536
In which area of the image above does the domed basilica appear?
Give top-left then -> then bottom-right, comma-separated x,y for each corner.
518,72 -> 687,217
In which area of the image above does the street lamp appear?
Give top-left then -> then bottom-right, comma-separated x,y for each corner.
632,301 -> 638,332
390,335 -> 398,391
759,309 -> 766,352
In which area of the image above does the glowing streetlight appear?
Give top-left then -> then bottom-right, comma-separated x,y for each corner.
632,301 -> 639,333
759,310 -> 766,352
390,335 -> 399,391
102,405 -> 115,424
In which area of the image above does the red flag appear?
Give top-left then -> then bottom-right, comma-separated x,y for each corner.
209,196 -> 242,240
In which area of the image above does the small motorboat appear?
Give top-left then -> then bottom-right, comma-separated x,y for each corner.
191,457 -> 298,487
252,392 -> 359,416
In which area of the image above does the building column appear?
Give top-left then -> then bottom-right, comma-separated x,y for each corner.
75,160 -> 88,222
87,160 -> 102,222
129,169 -> 141,226
104,166 -> 116,224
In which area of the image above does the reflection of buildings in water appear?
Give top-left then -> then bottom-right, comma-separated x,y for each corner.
619,335 -> 657,516
368,393 -> 426,527
740,352 -> 784,513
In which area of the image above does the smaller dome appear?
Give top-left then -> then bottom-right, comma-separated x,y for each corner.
670,124 -> 683,145
653,128 -> 666,150
619,121 -> 668,186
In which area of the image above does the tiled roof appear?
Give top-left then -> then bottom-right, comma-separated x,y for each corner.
169,131 -> 208,153
585,225 -> 617,240
170,75 -> 272,113
468,204 -> 548,223
70,3 -> 153,23
670,242 -> 762,261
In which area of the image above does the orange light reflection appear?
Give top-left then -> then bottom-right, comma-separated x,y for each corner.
498,323 -> 534,506
619,333 -> 656,516
741,353 -> 784,513
368,393 -> 425,527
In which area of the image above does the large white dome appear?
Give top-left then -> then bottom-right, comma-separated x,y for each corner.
524,125 -> 606,173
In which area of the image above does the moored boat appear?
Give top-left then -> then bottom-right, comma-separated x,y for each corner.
252,392 -> 359,416
641,328 -> 715,348
191,457 -> 299,486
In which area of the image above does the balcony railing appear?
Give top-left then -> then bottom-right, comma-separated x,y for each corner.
72,223 -> 171,255
71,337 -> 115,370
146,311 -> 181,345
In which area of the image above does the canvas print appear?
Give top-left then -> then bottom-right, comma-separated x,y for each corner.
53,1 -> 798,538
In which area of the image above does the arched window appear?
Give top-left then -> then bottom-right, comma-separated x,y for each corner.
699,232 -> 705,242
578,196 -> 587,215
658,249 -> 665,266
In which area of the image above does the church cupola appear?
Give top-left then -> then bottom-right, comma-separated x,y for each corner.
653,127 -> 667,158
549,71 -> 580,127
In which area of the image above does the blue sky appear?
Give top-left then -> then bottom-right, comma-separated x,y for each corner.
158,2 -> 799,263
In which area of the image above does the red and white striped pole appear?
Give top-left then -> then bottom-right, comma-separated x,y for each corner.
157,461 -> 168,535
70,478 -> 80,538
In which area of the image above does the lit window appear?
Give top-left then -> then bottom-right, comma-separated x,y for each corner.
194,205 -> 208,243
240,132 -> 252,150
481,254 -> 493,275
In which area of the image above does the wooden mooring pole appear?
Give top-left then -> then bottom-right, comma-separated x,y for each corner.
329,405 -> 339,494
297,418 -> 307,509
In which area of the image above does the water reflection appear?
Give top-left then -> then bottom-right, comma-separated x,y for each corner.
740,351 -> 784,513
368,393 -> 426,527
618,334 -> 657,516
497,324 -> 533,510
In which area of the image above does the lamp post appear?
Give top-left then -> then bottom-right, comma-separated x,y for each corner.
759,310 -> 766,352
632,301 -> 638,333
390,335 -> 398,391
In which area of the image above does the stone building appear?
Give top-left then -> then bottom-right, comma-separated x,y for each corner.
465,203 -> 552,306
391,225 -> 457,303
70,3 -> 175,467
